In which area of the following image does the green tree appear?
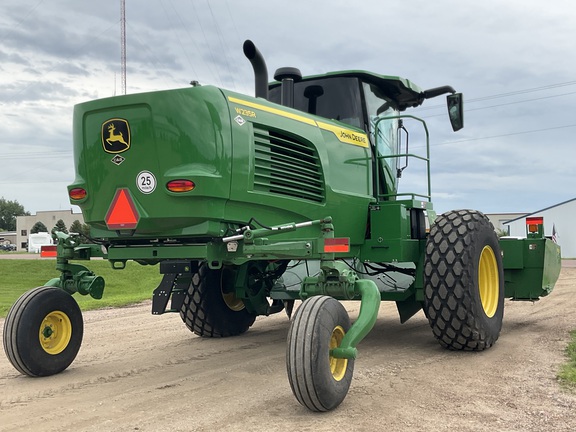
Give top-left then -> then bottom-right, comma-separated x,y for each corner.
81,223 -> 93,243
0,197 -> 30,231
69,219 -> 83,235
69,219 -> 91,242
30,221 -> 49,234
53,219 -> 68,234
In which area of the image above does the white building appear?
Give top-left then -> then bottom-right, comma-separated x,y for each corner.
503,198 -> 576,259
16,210 -> 84,252
485,212 -> 527,233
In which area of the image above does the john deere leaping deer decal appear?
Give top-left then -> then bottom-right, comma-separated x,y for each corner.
102,119 -> 131,154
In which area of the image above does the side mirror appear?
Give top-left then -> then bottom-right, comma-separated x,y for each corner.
447,93 -> 464,131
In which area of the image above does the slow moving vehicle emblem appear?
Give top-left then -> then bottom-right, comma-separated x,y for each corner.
102,118 -> 130,154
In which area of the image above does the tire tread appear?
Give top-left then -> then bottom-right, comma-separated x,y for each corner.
286,296 -> 354,411
179,263 -> 255,337
3,286 -> 83,376
423,209 -> 503,351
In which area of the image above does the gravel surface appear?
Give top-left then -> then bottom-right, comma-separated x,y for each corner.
1,267 -> 575,432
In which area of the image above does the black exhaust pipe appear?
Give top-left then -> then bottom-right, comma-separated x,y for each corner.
243,40 -> 268,100
274,67 -> 302,108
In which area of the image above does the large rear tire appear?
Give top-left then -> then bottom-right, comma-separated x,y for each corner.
423,209 -> 504,351
179,263 -> 256,337
3,286 -> 83,376
286,296 -> 354,411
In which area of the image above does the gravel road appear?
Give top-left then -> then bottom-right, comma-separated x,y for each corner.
1,267 -> 575,432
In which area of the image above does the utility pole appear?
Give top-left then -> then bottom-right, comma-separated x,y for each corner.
120,0 -> 127,95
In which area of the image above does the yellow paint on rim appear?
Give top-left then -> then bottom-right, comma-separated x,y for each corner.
220,269 -> 245,312
329,325 -> 348,381
222,291 -> 245,312
478,245 -> 499,318
39,311 -> 72,355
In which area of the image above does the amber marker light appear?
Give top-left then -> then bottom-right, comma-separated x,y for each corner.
167,179 -> 195,192
69,188 -> 87,200
526,216 -> 543,233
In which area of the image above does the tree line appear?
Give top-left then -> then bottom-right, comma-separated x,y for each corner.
0,197 -> 29,231
30,219 -> 92,242
1,197 -> 91,243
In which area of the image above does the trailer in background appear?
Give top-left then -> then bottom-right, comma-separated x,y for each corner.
27,232 -> 53,253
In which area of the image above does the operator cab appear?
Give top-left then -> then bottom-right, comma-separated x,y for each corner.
269,72 -> 419,197
268,72 -> 418,130
244,41 -> 462,198
268,71 -> 463,198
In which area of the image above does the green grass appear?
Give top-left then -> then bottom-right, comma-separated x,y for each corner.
0,259 -> 162,317
559,330 -> 576,387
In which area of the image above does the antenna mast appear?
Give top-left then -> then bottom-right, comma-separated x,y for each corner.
120,0 -> 127,95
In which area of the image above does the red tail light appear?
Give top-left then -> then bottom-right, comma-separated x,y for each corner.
69,188 -> 87,200
167,180 -> 195,193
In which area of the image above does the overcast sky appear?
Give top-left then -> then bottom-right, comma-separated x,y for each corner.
1,0 -> 575,219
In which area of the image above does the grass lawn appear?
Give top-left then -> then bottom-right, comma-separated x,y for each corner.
558,330 -> 576,388
0,259 -> 162,317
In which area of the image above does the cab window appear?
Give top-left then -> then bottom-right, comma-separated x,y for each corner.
362,82 -> 399,161
269,77 -> 364,129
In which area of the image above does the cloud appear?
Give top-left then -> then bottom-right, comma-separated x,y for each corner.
1,79 -> 81,104
0,48 -> 32,67
1,0 -> 575,216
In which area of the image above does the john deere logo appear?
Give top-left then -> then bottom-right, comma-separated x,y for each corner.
102,118 -> 130,154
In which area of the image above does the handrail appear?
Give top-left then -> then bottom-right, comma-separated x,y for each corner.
372,114 -> 431,202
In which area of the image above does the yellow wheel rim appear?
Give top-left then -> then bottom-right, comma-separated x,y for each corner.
39,311 -> 72,355
221,269 -> 245,312
222,291 -> 245,312
329,325 -> 348,381
478,245 -> 499,318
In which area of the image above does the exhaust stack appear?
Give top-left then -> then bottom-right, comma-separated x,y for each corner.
274,67 -> 302,108
243,40 -> 269,100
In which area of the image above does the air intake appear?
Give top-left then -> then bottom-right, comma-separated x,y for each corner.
253,127 -> 325,203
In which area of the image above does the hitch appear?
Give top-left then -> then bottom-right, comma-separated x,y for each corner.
299,219 -> 381,360
331,280 -> 380,359
301,267 -> 381,360
44,231 -> 107,299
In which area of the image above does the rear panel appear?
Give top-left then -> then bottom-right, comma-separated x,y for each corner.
70,86 -> 233,238
70,86 -> 375,245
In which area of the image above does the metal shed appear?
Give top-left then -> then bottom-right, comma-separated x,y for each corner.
503,198 -> 576,259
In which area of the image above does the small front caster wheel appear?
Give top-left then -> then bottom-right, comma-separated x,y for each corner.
286,296 -> 354,411
3,286 -> 84,376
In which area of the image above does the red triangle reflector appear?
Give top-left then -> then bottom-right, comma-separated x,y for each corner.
105,188 -> 139,229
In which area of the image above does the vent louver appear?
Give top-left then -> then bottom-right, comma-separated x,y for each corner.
253,127 -> 325,202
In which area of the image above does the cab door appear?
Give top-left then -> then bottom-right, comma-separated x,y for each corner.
362,82 -> 401,200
